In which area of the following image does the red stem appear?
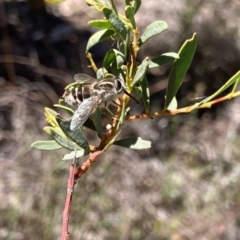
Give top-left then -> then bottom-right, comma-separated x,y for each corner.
61,151 -> 102,240
61,162 -> 76,240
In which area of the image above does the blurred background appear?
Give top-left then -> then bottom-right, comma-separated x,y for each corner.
1,0 -> 240,239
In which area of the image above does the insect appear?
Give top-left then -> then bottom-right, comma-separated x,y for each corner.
60,73 -> 137,131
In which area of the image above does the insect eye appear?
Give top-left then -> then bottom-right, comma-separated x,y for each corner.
115,78 -> 123,92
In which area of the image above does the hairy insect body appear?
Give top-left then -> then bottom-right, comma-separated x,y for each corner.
62,85 -> 94,106
60,74 -> 126,131
62,79 -> 124,107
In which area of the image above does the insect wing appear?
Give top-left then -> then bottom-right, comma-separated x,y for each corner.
70,95 -> 102,131
74,73 -> 97,85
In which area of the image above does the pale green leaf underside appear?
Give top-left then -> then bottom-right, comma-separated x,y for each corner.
62,149 -> 87,160
139,20 -> 168,46
113,137 -> 152,149
31,140 -> 63,150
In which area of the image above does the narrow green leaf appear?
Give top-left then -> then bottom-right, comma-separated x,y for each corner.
108,61 -> 121,77
165,33 -> 198,109
132,58 -> 149,86
56,117 -> 90,153
140,76 -> 150,112
200,71 -> 240,104
54,104 -> 74,115
138,21 -> 168,47
63,81 -> 81,90
45,107 -> 59,127
31,140 -> 63,150
125,5 -> 136,29
103,130 -> 122,152
113,137 -> 152,149
43,126 -> 53,135
109,0 -> 118,14
131,0 -> 141,14
88,20 -> 114,29
119,107 -> 127,125
132,86 -> 142,100
52,131 -> 83,151
92,108 -> 103,138
103,7 -> 127,39
62,149 -> 87,160
149,52 -> 179,68
85,0 -> 103,11
86,29 -> 115,52
103,49 -> 125,69
231,73 -> 240,93
45,107 -> 58,117
43,126 -> 66,137
114,49 -> 125,68
103,50 -> 116,69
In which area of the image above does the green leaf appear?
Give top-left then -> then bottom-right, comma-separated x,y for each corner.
56,117 -> 90,153
148,52 -> 179,68
140,76 -> 150,112
200,71 -> 240,104
54,104 -> 74,115
85,0 -> 103,11
114,50 -> 125,68
132,57 -> 149,86
92,108 -> 103,138
103,130 -> 122,152
132,86 -> 142,100
127,0 -> 141,14
109,0 -> 118,14
125,5 -> 136,29
138,21 -> 168,47
103,50 -> 116,69
86,29 -> 115,52
45,107 -> 58,117
113,137 -> 152,149
88,20 -> 114,29
165,33 -> 198,109
45,107 -> 59,127
62,150 -> 87,160
103,49 -> 125,69
51,130 -> 83,151
43,126 -> 66,137
31,140 -> 63,150
103,7 -> 127,39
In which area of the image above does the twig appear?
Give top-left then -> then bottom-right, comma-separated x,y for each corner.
126,90 -> 240,121
74,151 -> 102,180
61,151 -> 78,240
61,151 -> 102,239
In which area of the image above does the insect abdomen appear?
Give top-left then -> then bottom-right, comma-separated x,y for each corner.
77,87 -> 92,102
